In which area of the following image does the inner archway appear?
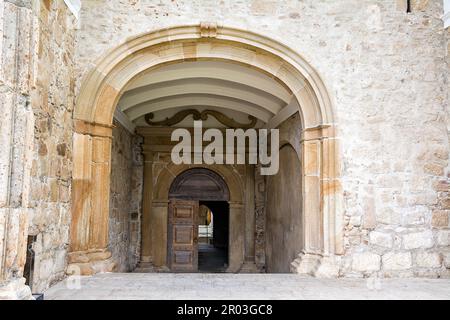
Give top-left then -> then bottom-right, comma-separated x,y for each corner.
69,24 -> 343,277
167,168 -> 230,273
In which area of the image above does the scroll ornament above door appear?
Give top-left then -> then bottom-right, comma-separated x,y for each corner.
145,109 -> 257,129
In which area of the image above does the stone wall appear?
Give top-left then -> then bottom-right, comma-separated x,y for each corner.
0,0 -> 76,297
109,121 -> 143,272
1,1 -> 448,298
74,0 -> 450,277
28,0 -> 76,293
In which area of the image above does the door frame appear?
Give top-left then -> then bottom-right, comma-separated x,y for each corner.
167,168 -> 232,272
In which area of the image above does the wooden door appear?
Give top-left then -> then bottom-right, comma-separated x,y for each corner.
168,200 -> 199,272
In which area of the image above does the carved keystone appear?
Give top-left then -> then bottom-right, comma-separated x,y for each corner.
200,22 -> 218,38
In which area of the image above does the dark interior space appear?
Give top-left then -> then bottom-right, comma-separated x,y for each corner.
198,201 -> 229,272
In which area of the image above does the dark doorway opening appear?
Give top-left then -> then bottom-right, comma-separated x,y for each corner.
198,201 -> 229,273
23,235 -> 36,290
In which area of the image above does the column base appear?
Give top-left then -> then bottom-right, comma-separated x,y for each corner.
239,260 -> 261,273
291,253 -> 341,278
0,278 -> 33,300
67,249 -> 116,276
226,262 -> 243,273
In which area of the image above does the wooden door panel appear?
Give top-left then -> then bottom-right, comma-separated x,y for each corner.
174,225 -> 194,245
168,200 -> 198,272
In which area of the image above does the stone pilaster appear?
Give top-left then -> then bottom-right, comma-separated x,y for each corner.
240,165 -> 258,273
291,125 -> 343,277
150,200 -> 169,268
139,146 -> 154,265
68,121 -> 115,275
227,202 -> 245,273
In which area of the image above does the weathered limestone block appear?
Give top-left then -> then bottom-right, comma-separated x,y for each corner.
402,231 -> 434,250
351,252 -> 381,272
382,252 -> 412,271
415,252 -> 442,268
443,253 -> 450,269
432,210 -> 449,228
436,230 -> 450,247
411,0 -> 430,11
376,208 -> 402,226
369,231 -> 393,249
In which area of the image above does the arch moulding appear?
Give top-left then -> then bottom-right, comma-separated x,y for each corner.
69,23 -> 343,277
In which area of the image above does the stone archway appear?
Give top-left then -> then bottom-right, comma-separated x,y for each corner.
69,24 -> 343,276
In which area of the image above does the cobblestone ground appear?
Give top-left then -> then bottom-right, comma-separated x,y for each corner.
44,274 -> 450,300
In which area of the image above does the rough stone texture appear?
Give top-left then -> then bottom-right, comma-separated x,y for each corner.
415,252 -> 442,268
109,121 -> 143,272
383,252 -> 413,271
0,0 -> 450,301
72,0 -> 450,276
71,0 -> 450,278
27,0 -> 76,293
0,0 -> 75,297
370,231 -> 394,249
352,252 -> 381,273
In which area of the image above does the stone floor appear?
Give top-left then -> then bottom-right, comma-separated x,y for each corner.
198,244 -> 228,273
43,273 -> 450,300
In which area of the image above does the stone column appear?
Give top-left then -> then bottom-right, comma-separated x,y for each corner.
240,165 -> 258,272
151,200 -> 169,269
254,165 -> 266,270
227,202 -> 245,272
139,147 -> 153,266
68,121 -> 115,275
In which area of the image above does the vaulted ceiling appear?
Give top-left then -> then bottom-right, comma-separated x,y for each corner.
115,60 -> 300,131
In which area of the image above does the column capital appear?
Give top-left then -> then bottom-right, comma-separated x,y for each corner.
73,119 -> 113,138
229,202 -> 244,209
152,200 -> 169,208
301,124 -> 337,142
